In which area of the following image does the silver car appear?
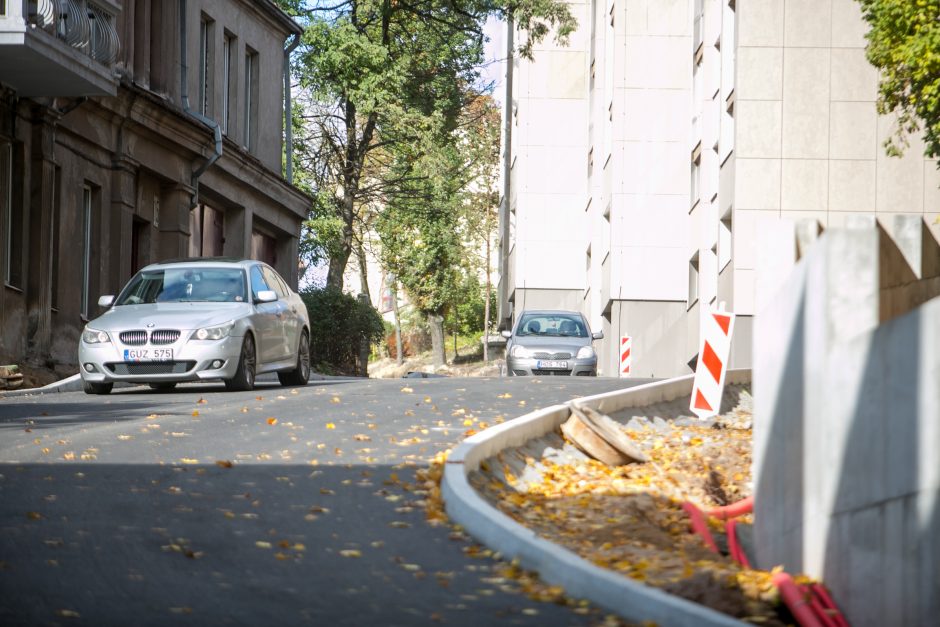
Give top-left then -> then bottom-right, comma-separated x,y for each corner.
502,310 -> 603,376
78,258 -> 310,394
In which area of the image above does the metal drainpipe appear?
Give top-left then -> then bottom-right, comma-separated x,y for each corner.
284,32 -> 300,184
179,0 -> 222,210
497,15 -> 513,328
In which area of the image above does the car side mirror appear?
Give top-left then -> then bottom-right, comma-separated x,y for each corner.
592,331 -> 604,340
256,290 -> 277,303
98,295 -> 114,307
500,330 -> 512,339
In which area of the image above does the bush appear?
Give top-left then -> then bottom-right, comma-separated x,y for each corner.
300,287 -> 385,375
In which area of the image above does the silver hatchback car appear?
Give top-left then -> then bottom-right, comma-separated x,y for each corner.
502,310 -> 603,376
78,258 -> 310,394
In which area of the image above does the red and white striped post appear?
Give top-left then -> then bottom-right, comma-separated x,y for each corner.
690,308 -> 736,419
619,335 -> 632,377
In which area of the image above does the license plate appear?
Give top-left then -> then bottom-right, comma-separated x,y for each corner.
124,348 -> 174,362
536,360 -> 568,369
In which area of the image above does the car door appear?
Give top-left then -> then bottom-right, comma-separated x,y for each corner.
265,267 -> 303,358
249,265 -> 281,364
261,266 -> 293,361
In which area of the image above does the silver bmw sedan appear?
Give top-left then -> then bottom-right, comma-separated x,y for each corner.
78,258 -> 310,395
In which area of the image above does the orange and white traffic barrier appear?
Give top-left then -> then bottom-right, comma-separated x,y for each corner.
619,335 -> 632,377
690,307 -> 736,419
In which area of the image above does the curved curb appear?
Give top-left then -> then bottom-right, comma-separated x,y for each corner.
442,370 -> 751,626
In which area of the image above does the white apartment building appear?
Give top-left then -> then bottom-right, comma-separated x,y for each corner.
499,0 -> 940,378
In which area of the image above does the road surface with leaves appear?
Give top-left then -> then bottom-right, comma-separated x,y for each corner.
0,376 -> 647,626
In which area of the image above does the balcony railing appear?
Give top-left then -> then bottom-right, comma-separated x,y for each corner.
2,0 -> 119,67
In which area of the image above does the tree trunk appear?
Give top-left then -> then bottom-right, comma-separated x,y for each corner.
392,282 -> 403,366
326,218 -> 353,289
483,226 -> 491,362
428,313 -> 445,367
356,240 -> 371,303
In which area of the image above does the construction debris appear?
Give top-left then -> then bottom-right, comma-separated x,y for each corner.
561,404 -> 649,465
0,365 -> 24,390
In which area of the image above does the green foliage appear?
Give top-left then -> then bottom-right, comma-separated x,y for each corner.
278,0 -> 576,285
445,271 -> 496,337
857,0 -> 940,160
299,286 -> 385,373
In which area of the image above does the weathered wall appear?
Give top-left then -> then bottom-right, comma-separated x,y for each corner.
753,216 -> 940,626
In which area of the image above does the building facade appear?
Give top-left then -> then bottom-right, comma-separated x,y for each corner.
0,0 -> 310,373
499,0 -> 940,377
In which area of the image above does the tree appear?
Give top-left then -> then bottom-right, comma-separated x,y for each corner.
377,90 -> 501,366
377,143 -> 465,366
279,0 -> 577,288
857,0 -> 940,161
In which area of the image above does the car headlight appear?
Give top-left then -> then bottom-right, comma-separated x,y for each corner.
193,321 -> 235,341
82,328 -> 111,344
577,346 -> 596,359
510,345 -> 533,358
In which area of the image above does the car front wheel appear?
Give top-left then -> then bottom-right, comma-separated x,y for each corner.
83,380 -> 113,395
225,335 -> 256,392
278,330 -> 310,387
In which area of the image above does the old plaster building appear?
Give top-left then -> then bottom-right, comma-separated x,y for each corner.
0,0 -> 310,372
499,0 -> 940,377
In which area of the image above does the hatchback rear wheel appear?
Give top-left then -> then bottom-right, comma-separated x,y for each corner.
278,330 -> 310,387
225,335 -> 256,391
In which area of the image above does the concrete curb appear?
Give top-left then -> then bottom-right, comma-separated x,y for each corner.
0,371 -> 353,398
442,370 -> 752,626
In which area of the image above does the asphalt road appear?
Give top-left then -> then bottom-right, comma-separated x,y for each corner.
0,375 -> 647,627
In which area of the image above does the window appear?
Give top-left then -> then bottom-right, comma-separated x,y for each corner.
688,252 -> 700,310
244,47 -> 259,150
198,16 -> 214,117
81,186 -> 93,318
251,229 -> 276,266
690,144 -> 702,211
149,0 -> 167,92
222,32 -> 235,134
189,204 -> 224,257
261,266 -> 287,298
719,207 -> 733,271
249,265 -> 270,300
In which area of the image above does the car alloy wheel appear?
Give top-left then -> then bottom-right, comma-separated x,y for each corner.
278,330 -> 310,387
225,334 -> 256,391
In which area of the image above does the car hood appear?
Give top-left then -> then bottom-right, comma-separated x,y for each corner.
511,335 -> 592,352
87,302 -> 252,331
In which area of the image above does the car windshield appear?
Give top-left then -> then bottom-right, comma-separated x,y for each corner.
114,268 -> 247,305
516,314 -> 588,338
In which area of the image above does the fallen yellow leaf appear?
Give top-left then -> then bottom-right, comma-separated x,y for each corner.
326,423 -> 336,430
267,417 -> 278,426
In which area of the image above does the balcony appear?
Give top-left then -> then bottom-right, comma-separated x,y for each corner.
0,0 -> 120,97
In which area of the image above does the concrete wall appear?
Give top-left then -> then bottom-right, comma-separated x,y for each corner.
753,216 -> 940,626
603,299 -> 688,378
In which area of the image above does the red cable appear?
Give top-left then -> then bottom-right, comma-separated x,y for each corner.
725,519 -> 751,568
682,501 -> 718,553
706,495 -> 754,520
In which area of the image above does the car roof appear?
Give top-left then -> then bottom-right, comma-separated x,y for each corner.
518,309 -> 584,317
140,257 -> 260,272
